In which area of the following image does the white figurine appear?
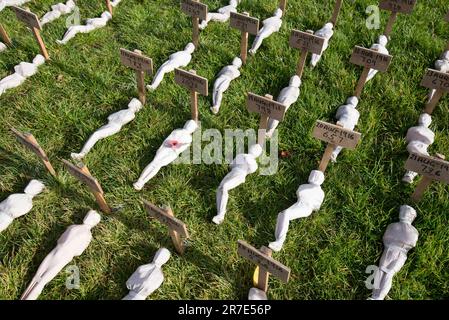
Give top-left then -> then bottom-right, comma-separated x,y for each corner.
0,180 -> 45,233
266,75 -> 301,137
56,11 -> 112,45
402,113 -> 435,183
123,248 -> 171,300
21,210 -> 101,300
0,0 -> 31,12
269,170 -> 325,252
310,23 -> 334,67
248,288 -> 268,300
0,42 -> 6,52
147,43 -> 195,91
429,51 -> 449,101
366,35 -> 389,83
111,0 -> 122,7
199,0 -> 239,30
330,96 -> 360,162
249,8 -> 283,55
134,120 -> 198,190
211,57 -> 242,114
213,144 -> 263,225
40,0 -> 76,26
370,205 -> 419,300
71,98 -> 143,160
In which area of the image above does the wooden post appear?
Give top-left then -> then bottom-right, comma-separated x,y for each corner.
257,95 -> 272,146
379,0 -> 417,37
420,68 -> 449,115
190,86 -> 199,123
181,0 -> 208,48
279,0 -> 287,15
230,12 -> 259,65
0,23 -> 12,46
289,30 -> 326,78
80,165 -> 110,214
296,49 -> 308,79
240,12 -> 249,64
354,67 -> 370,98
425,90 -> 444,114
166,207 -> 185,255
106,0 -> 113,16
330,0 -> 343,26
32,27 -> 49,60
257,246 -> 272,292
383,11 -> 397,37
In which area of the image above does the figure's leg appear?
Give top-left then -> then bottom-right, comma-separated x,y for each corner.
365,69 -> 378,83
134,149 -> 177,190
330,146 -> 343,163
23,261 -> 68,300
199,14 -> 212,30
213,171 -> 246,224
371,250 -> 405,300
402,170 -> 418,184
266,119 -> 280,138
148,62 -> 174,90
428,89 -> 436,102
57,26 -> 84,44
208,13 -> 229,23
71,125 -> 119,160
249,28 -> 269,55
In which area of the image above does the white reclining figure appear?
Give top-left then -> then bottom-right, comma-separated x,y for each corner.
21,210 -> 101,300
134,120 -> 198,190
310,23 -> 334,67
248,288 -> 268,300
213,144 -> 263,225
370,205 -> 418,300
56,11 -> 112,45
199,0 -> 239,30
147,43 -> 195,91
123,248 -> 171,300
266,75 -> 301,137
71,98 -> 143,160
0,54 -> 45,96
111,0 -> 122,7
40,0 -> 76,26
269,170 -> 325,252
0,0 -> 31,11
366,35 -> 389,83
429,51 -> 449,101
0,180 -> 45,233
330,96 -> 360,162
0,42 -> 6,52
249,8 -> 283,55
211,57 -> 242,114
402,113 -> 435,183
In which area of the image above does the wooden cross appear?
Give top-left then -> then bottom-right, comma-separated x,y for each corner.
230,12 -> 259,64
350,45 -> 393,98
0,23 -> 12,46
379,0 -> 417,37
174,68 -> 208,123
181,0 -> 208,48
330,0 -> 343,26
279,0 -> 287,16
62,160 -> 111,213
12,6 -> 49,60
105,0 -> 113,16
11,128 -> 56,177
289,29 -> 326,78
246,93 -> 287,146
405,153 -> 449,202
420,68 -> 449,115
312,120 -> 362,172
143,200 -> 190,255
120,48 -> 153,105
237,240 -> 291,293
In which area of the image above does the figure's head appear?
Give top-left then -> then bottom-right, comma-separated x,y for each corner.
308,170 -> 325,186
153,248 -> 171,267
24,180 -> 45,196
249,144 -> 263,158
102,12 -> 112,20
274,8 -> 283,17
232,57 -> 243,68
230,0 -> 238,7
83,210 -> 101,228
289,75 -> 301,88
441,51 -> 449,61
399,205 -> 417,223
184,120 -> 198,133
33,54 -> 46,66
346,96 -> 359,108
185,43 -> 196,54
128,98 -> 143,112
378,35 -> 388,46
324,22 -> 334,29
418,113 -> 432,128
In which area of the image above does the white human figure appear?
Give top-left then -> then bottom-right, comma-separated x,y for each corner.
123,248 -> 171,300
370,205 -> 419,300
213,144 -> 263,225
310,22 -> 334,67
0,180 -> 45,233
71,98 -> 143,160
199,0 -> 239,30
0,42 -> 6,52
269,170 -> 325,252
134,120 -> 198,190
147,43 -> 195,91
266,75 -> 301,138
56,11 -> 112,45
211,57 -> 242,114
249,8 -> 283,55
40,0 -> 76,26
248,288 -> 268,300
111,0 -> 122,7
21,210 -> 101,300
366,35 -> 389,83
0,0 -> 31,11
330,96 -> 360,162
402,113 -> 435,183
428,51 -> 449,101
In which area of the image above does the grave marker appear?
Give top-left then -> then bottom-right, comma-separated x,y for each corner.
289,30 -> 326,78
181,0 -> 208,48
0,23 -> 11,46
379,0 -> 417,37
420,68 -> 449,114
230,12 -> 259,64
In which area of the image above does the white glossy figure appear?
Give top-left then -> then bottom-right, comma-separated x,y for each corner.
0,180 -> 45,233
266,75 -> 301,138
370,205 -> 419,300
249,8 -> 283,55
429,51 -> 449,101
211,57 -> 242,114
123,248 -> 171,300
213,144 -> 263,225
0,54 -> 45,96
56,11 -> 112,45
21,210 -> 101,300
366,35 -> 389,83
147,43 -> 195,91
40,0 -> 76,26
310,22 -> 334,67
134,120 -> 198,190
330,96 -> 360,162
0,0 -> 31,11
0,42 -> 6,52
71,98 -> 143,160
269,170 -> 325,252
199,0 -> 238,30
111,0 -> 122,7
402,113 -> 435,183
248,287 -> 268,300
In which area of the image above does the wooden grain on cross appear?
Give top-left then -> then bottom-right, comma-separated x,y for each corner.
379,0 -> 417,37
0,23 -> 11,46
230,12 -> 259,64
175,68 -> 208,123
181,0 -> 208,48
420,68 -> 449,114
289,30 -> 326,78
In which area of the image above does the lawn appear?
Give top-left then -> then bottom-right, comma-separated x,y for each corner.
0,0 -> 448,300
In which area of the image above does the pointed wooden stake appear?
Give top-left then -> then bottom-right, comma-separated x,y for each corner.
175,68 -> 208,123
330,0 -> 343,26
0,23 -> 12,46
230,12 -> 259,65
379,0 -> 417,37
181,0 -> 208,48
279,0 -> 287,15
106,0 -> 113,16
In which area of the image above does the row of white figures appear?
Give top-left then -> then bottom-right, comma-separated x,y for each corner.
40,0 -> 76,26
0,0 -> 30,11
0,54 -> 45,96
429,50 -> 449,101
199,0 -> 239,30
366,35 -> 389,83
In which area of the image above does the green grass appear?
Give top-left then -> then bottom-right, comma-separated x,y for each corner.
1,0 -> 449,300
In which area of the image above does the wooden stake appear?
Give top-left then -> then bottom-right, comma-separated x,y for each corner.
134,49 -> 146,105
79,165 -> 111,214
354,67 -> 370,98
258,95 -> 272,146
279,0 -> 287,15
106,0 -> 113,16
257,246 -> 272,292
240,12 -> 249,64
189,69 -> 199,122
0,23 -> 12,46
383,11 -> 397,37
27,135 -> 56,177
424,90 -> 444,115
192,0 -> 200,47
166,207 -> 185,255
181,0 -> 208,48
289,30 -> 323,78
411,154 -> 446,202
330,0 -> 343,26
319,144 -> 336,172
296,49 -> 308,78
230,12 -> 259,64
32,27 -> 49,60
